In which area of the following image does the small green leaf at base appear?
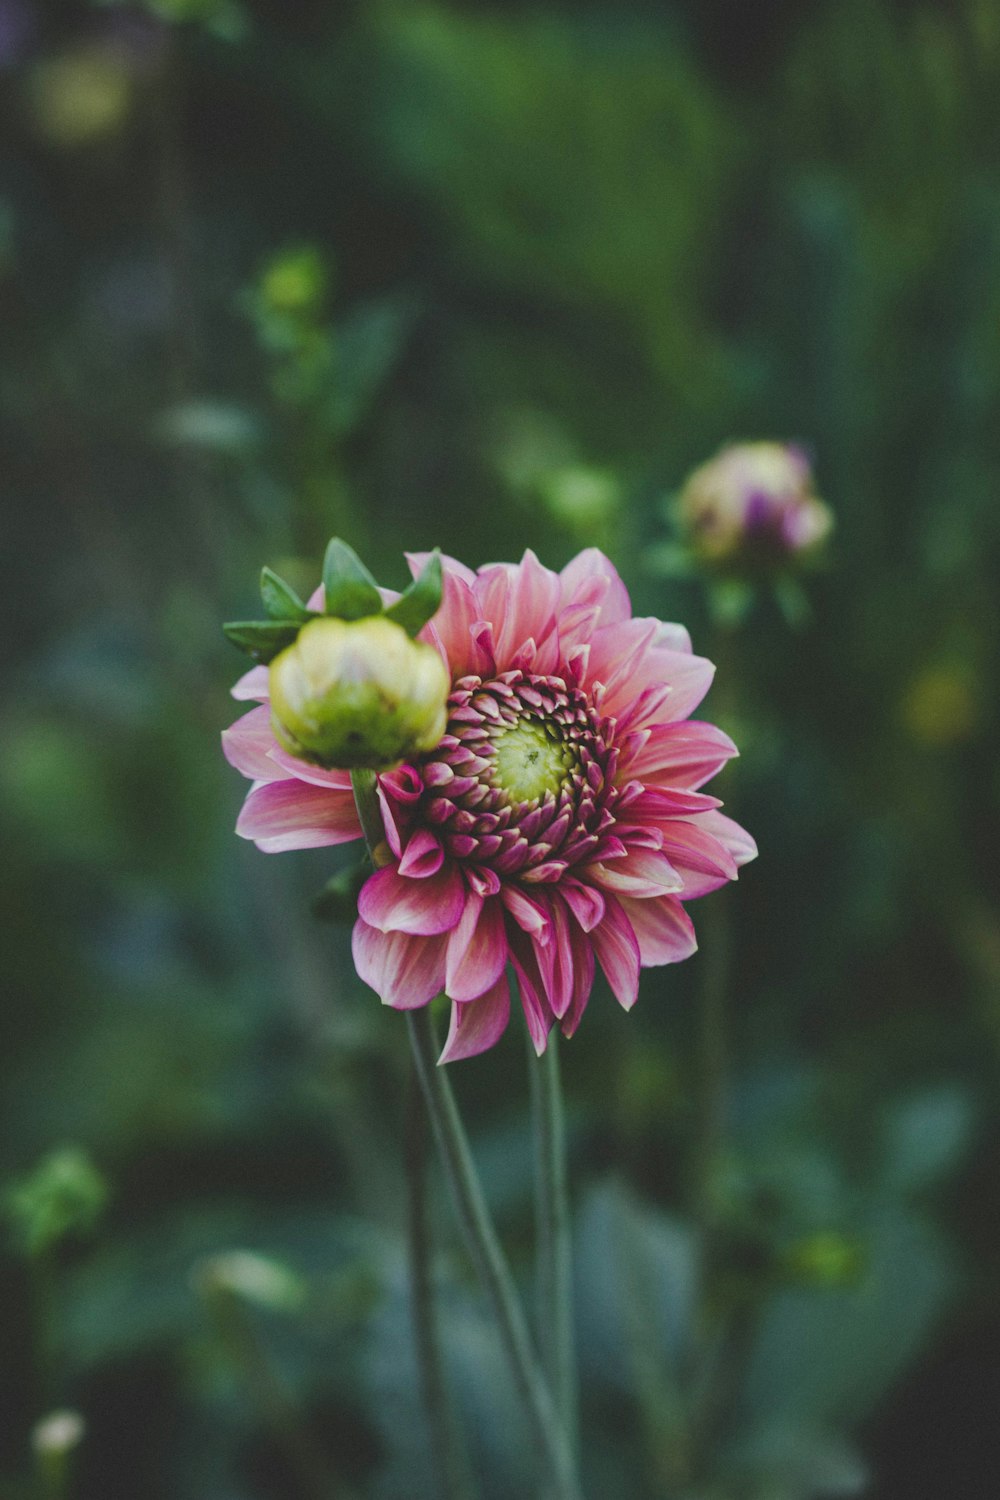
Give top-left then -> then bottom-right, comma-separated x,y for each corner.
259,566 -> 311,622
384,549 -> 443,637
222,620 -> 302,662
322,538 -> 384,621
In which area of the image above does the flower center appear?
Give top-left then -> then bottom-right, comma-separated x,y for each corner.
491,717 -> 578,805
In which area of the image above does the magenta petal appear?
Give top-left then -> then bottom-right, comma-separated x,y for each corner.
658,822 -> 738,881
398,828 -> 445,878
500,884 -> 551,939
559,880 -> 606,933
532,895 -> 575,1019
508,931 -> 554,1055
617,895 -> 697,966
236,779 -> 362,852
696,809 -> 758,867
267,747 -> 358,791
559,935 -> 596,1040
351,920 -> 448,1009
222,705 -> 289,782
438,975 -> 511,1063
624,720 -> 739,789
358,863 -> 466,935
445,894 -> 508,1001
592,896 -> 641,1010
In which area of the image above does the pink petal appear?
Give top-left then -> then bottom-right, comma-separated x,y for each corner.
559,880 -> 606,933
438,974 -> 511,1063
406,550 -> 477,587
398,828 -> 445,878
558,548 -> 631,627
657,822 -> 738,881
532,894 -> 575,1019
475,550 -> 561,673
351,920 -> 448,1009
558,936 -> 596,1040
231,665 -> 271,702
617,895 -> 697,966
236,779 -> 362,852
621,720 -> 739,789
592,896 -> 641,1010
581,848 -> 684,898
500,885 -> 551,939
445,893 -> 508,1002
267,746 -> 359,791
507,931 -> 555,1056
696,809 -> 758,867
358,863 -> 466,935
222,705 -> 290,782
421,568 -> 493,680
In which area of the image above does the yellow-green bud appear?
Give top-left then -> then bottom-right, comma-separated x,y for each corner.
269,616 -> 449,770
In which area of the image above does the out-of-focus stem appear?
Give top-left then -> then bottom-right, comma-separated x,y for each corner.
529,1032 -> 578,1470
405,1066 -> 479,1500
407,1009 -> 583,1500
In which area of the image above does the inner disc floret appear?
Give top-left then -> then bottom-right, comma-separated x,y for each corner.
491,717 -> 578,805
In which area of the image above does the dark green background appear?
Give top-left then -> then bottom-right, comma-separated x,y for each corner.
3,2 -> 999,1496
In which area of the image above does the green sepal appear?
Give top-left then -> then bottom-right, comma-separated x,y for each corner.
321,538 -> 384,621
312,860 -> 370,923
384,549 -> 443,638
260,566 -> 311,623
223,620 -> 302,662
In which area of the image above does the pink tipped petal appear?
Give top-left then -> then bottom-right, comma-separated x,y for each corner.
445,893 -> 508,1001
438,975 -> 511,1063
398,828 -> 445,878
267,747 -> 358,791
532,895 -> 576,1019
476,551 -> 561,673
376,784 -> 404,859
696,810 -> 758,867
231,665 -> 271,702
658,822 -> 738,881
618,894 -> 697,966
422,568 -> 494,679
500,885 -> 551,939
351,920 -> 448,1009
222,705 -> 289,782
558,548 -> 631,627
559,880 -> 606,933
508,932 -> 555,1055
407,550 -> 477,587
358,863 -> 466,935
623,720 -> 739,788
236,779 -> 362,852
582,848 -> 684,898
559,937 -> 596,1039
592,897 -> 642,1010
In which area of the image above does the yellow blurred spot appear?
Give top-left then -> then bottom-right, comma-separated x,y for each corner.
902,664 -> 978,746
27,50 -> 133,148
260,246 -> 328,317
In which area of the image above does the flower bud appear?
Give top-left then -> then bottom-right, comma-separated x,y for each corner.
679,442 -> 832,571
269,616 -> 449,770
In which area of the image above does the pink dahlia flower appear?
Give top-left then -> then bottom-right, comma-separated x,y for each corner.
223,549 -> 756,1062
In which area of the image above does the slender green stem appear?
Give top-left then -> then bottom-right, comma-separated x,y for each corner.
529,1032 -> 578,1470
405,1064 -> 479,1500
407,1009 -> 583,1500
350,768 -> 387,860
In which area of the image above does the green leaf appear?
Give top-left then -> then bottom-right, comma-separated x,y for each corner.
312,861 -> 370,923
321,538 -> 384,621
222,620 -> 301,662
259,566 -> 311,622
384,550 -> 443,637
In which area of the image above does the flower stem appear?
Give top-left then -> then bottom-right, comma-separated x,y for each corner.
529,1031 -> 578,1471
407,1008 -> 583,1500
405,1062 -> 479,1500
349,768 -> 387,860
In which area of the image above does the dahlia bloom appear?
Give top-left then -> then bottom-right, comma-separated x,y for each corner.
223,549 -> 755,1062
678,441 -> 832,569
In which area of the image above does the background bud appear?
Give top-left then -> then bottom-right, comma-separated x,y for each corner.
269,616 -> 449,770
678,441 -> 833,572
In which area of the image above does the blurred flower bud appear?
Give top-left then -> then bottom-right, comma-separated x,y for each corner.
259,245 -> 328,319
678,442 -> 832,573
193,1250 -> 306,1312
782,1231 -> 864,1287
32,1410 -> 86,1459
6,1146 -> 108,1259
26,49 -> 133,147
269,616 -> 449,770
539,465 -> 621,537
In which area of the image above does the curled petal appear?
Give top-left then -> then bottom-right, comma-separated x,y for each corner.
351,920 -> 448,1009
582,848 -> 683,898
507,930 -> 555,1056
358,863 -> 466,935
696,809 -> 758,868
558,548 -> 631,628
438,975 -> 511,1063
236,779 -> 361,852
231,665 -> 270,702
398,828 -> 445,878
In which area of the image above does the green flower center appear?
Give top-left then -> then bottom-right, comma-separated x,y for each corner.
491,717 -> 578,804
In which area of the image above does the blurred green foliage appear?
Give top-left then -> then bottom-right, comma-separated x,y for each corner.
2,1 -> 1000,1497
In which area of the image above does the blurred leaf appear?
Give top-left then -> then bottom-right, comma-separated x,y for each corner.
330,294 -> 420,438
6,1147 -> 109,1259
879,1087 -> 974,1196
222,620 -> 301,662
